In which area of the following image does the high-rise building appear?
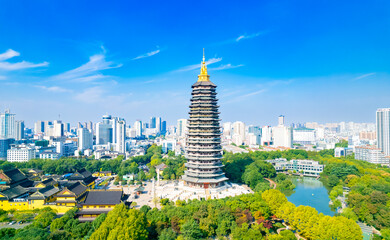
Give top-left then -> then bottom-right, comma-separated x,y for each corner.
53,120 -> 64,137
156,117 -> 162,133
261,126 -> 273,145
177,119 -> 188,137
278,115 -> 285,126
182,51 -> 228,188
34,121 -> 45,134
0,138 -> 15,160
248,126 -> 261,145
115,119 -> 126,153
150,117 -> 156,129
143,122 -> 149,129
134,120 -> 143,137
77,128 -> 93,151
15,121 -> 24,140
161,121 -> 167,135
232,121 -> 245,145
0,110 -> 15,139
273,116 -> 293,148
96,115 -> 126,153
376,108 -> 390,156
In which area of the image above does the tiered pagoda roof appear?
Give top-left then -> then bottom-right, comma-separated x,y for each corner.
182,50 -> 228,188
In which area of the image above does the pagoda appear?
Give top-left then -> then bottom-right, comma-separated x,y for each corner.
182,50 -> 228,189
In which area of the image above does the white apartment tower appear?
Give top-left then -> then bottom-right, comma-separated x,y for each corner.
272,116 -> 293,148
134,120 -> 143,137
177,119 -> 188,137
377,108 -> 390,156
0,109 -> 15,139
77,128 -> 93,151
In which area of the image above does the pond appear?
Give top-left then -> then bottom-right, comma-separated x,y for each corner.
284,176 -> 335,216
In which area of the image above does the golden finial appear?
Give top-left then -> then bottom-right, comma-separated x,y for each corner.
198,48 -> 210,82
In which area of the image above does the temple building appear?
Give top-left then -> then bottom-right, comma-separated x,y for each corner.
182,50 -> 228,188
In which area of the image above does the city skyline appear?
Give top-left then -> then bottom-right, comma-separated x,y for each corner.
1,0 -> 390,126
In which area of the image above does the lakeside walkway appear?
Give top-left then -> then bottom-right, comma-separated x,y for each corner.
265,178 -> 277,189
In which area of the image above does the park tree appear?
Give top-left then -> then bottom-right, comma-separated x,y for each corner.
261,189 -> 287,214
181,219 -> 204,240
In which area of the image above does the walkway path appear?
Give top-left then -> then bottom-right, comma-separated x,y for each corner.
264,178 -> 277,189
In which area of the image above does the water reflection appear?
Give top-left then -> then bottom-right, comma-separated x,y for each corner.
285,176 -> 335,216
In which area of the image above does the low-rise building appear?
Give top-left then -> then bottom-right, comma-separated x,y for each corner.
355,145 -> 389,165
0,185 -> 30,210
0,168 -> 33,190
55,181 -> 88,208
77,189 -> 126,222
28,186 -> 60,210
7,146 -> 35,162
334,147 -> 353,157
266,158 -> 324,176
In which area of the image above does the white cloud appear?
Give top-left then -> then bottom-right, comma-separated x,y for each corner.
209,64 -> 244,71
74,86 -> 105,103
176,57 -> 222,72
74,86 -> 132,105
0,49 -> 49,71
224,88 -> 267,104
0,49 -> 19,61
37,85 -> 71,93
132,49 -> 161,60
353,72 -> 376,81
236,32 -> 264,42
54,53 -> 121,82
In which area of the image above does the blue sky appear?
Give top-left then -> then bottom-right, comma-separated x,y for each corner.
0,0 -> 389,127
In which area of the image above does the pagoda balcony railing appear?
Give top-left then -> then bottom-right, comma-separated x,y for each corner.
190,104 -> 219,108
187,124 -> 220,128
187,154 -> 222,159
186,139 -> 221,143
186,156 -> 222,161
185,169 -> 223,174
184,172 -> 225,178
185,162 -> 223,168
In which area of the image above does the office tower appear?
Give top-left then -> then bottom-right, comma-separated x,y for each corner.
177,119 -> 188,137
156,117 -> 162,133
0,109 -> 15,139
134,120 -> 143,137
77,128 -> 93,151
261,126 -> 272,145
66,123 -> 71,133
143,122 -> 149,129
182,51 -> 228,188
34,121 -> 45,134
273,116 -> 293,148
161,121 -> 167,135
0,138 -> 15,160
150,117 -> 156,129
248,126 -> 261,145
78,122 -> 83,129
87,121 -> 93,131
44,121 -> 53,133
15,121 -> 24,140
53,120 -> 64,137
115,119 -> 126,153
232,121 -> 245,145
96,115 -> 113,144
96,115 -> 126,153
278,115 -> 285,126
377,108 -> 390,155
223,122 -> 232,137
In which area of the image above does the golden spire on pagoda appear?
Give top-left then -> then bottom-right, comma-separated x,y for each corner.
198,48 -> 210,82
